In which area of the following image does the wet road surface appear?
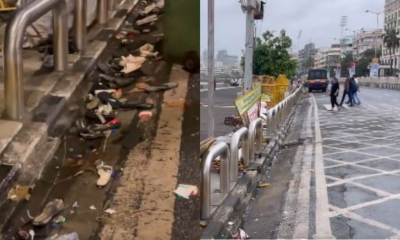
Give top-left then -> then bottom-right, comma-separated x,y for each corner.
200,87 -> 240,141
242,87 -> 400,239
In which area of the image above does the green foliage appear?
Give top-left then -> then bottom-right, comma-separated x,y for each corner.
355,48 -> 382,77
240,30 -> 297,78
340,52 -> 353,71
383,28 -> 400,75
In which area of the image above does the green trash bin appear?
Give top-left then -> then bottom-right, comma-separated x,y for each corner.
163,0 -> 200,73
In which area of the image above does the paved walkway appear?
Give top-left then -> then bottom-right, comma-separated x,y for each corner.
315,87 -> 400,239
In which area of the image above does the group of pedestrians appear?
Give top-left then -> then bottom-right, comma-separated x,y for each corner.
329,75 -> 361,111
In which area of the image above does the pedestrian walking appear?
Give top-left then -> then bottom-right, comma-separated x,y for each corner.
352,75 -> 361,105
329,77 -> 340,111
339,77 -> 352,106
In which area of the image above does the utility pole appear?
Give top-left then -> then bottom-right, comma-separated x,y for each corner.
366,10 -> 384,58
243,1 -> 256,93
207,0 -> 215,138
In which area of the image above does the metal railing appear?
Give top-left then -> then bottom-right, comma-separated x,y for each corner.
4,0 -> 68,120
249,118 -> 263,159
201,142 -> 230,220
3,0 -> 118,120
200,86 -> 303,219
230,127 -> 249,181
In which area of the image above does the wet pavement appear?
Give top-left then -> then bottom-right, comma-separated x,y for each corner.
1,5 -> 199,240
315,87 -> 400,239
200,87 -> 240,141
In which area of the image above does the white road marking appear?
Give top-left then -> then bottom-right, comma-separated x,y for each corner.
312,94 -> 334,238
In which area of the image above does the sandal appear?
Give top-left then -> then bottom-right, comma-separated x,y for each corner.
32,199 -> 64,226
96,163 -> 113,187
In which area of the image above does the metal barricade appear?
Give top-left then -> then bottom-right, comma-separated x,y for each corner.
4,0 -> 68,120
230,127 -> 249,181
74,0 -> 87,54
249,118 -> 263,160
201,142 -> 230,220
98,0 -> 109,24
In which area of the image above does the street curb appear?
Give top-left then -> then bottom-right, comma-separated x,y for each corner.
0,2 -> 138,233
201,94 -> 304,240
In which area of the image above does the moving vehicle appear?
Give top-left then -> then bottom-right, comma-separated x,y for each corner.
307,69 -> 328,92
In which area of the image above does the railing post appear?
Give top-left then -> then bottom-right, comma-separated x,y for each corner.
98,0 -> 108,25
74,0 -> 87,54
201,142 -> 230,220
230,127 -> 249,181
249,118 -> 263,159
4,0 -> 68,121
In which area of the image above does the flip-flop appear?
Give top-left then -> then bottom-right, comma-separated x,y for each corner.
144,82 -> 178,92
33,199 -> 65,226
97,164 -> 113,187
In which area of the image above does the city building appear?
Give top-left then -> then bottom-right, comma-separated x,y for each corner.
216,50 -> 239,67
298,43 -> 318,74
202,49 -> 208,67
314,45 -> 341,69
382,0 -> 400,73
340,35 -> 354,57
353,29 -> 383,59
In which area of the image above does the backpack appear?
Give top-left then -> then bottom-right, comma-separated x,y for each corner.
350,79 -> 358,92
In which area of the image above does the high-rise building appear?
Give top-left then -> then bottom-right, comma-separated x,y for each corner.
216,50 -> 239,67
353,29 -> 383,60
382,0 -> 400,72
340,35 -> 354,57
298,43 -> 318,74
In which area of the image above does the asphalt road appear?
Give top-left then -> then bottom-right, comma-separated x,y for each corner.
200,88 -> 240,141
243,86 -> 400,239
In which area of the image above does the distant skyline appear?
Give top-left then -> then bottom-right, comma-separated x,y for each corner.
200,0 -> 385,56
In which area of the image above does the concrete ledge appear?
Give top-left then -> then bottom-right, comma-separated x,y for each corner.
0,1 -> 139,232
201,95 -> 304,239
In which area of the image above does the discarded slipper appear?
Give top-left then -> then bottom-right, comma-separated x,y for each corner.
33,199 -> 64,226
145,82 -> 178,92
97,164 -> 113,187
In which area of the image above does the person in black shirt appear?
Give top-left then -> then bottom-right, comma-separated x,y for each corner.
329,77 -> 340,111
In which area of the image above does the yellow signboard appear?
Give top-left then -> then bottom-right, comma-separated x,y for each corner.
235,85 -> 261,116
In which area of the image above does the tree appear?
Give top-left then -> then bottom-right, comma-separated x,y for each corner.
383,28 -> 400,76
340,52 -> 353,77
240,30 -> 297,78
355,49 -> 382,77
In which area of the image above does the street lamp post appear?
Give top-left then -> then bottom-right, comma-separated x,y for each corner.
366,10 -> 384,58
207,0 -> 215,138
345,28 -> 364,61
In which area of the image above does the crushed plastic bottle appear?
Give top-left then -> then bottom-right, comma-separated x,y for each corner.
50,232 -> 79,240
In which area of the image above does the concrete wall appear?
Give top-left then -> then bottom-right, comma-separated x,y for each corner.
163,0 -> 200,63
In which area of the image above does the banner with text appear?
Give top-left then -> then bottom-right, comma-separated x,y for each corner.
235,86 -> 261,125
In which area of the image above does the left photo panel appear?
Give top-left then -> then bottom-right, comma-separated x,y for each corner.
0,0 -> 200,239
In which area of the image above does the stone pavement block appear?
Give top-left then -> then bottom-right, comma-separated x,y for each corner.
325,165 -> 379,180
328,183 -> 383,209
0,120 -> 22,155
353,199 -> 400,229
355,175 -> 400,194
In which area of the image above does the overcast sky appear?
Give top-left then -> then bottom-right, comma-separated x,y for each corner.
200,0 -> 385,57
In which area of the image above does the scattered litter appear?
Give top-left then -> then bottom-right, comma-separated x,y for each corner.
258,183 -> 270,188
29,229 -> 35,240
72,201 -> 79,208
200,220 -> 208,227
139,111 -> 153,119
89,205 -> 97,210
27,210 -> 34,219
232,228 -> 250,239
105,208 -> 116,215
18,230 -> 30,240
254,218 -> 259,222
228,221 -> 234,226
174,184 -> 198,199
53,215 -> 66,223
7,185 -> 32,202
51,232 -> 79,240
49,234 -> 59,239
336,213 -> 342,218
